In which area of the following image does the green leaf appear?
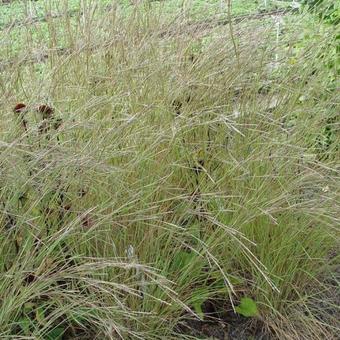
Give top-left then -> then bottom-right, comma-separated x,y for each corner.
36,307 -> 46,325
23,302 -> 35,312
235,297 -> 259,317
18,316 -> 32,335
172,251 -> 195,271
193,301 -> 204,319
46,327 -> 65,340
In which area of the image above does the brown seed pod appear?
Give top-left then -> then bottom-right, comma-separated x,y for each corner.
13,103 -> 28,131
13,103 -> 26,113
38,104 -> 54,119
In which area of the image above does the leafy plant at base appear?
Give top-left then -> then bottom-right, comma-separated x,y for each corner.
235,297 -> 259,318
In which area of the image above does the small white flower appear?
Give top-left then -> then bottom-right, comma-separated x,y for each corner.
322,186 -> 329,193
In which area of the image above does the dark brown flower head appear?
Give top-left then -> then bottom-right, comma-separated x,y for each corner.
13,103 -> 27,113
38,104 -> 54,119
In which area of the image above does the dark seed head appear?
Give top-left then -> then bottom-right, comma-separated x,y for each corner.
13,103 -> 26,113
38,105 -> 54,119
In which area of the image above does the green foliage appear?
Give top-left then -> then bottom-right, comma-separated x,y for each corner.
303,0 -> 340,24
46,327 -> 65,340
235,297 -> 259,318
172,251 -> 196,271
193,301 -> 204,319
17,316 -> 32,335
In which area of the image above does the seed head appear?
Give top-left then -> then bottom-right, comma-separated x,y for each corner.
38,104 -> 54,119
13,103 -> 26,113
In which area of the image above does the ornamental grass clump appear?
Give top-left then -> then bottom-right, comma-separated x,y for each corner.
0,1 -> 338,339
